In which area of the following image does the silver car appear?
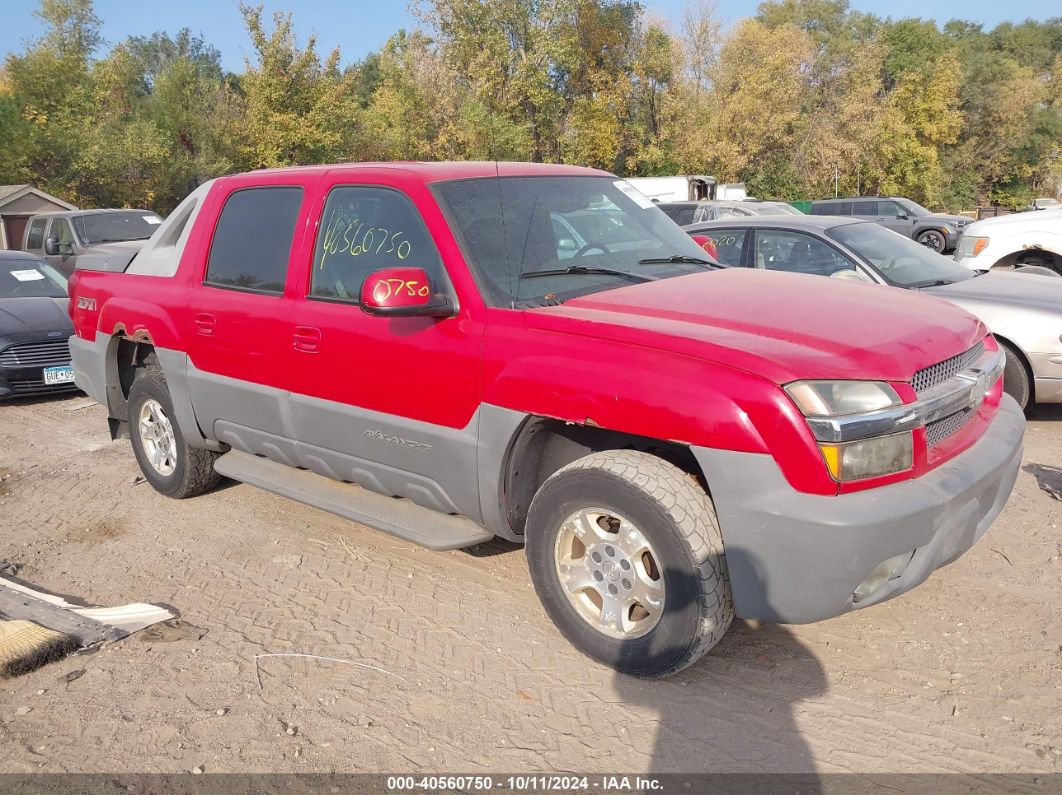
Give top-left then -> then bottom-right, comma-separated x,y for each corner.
685,215 -> 1062,409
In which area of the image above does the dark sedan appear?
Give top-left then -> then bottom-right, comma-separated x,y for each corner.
683,215 -> 1062,409
0,251 -> 78,399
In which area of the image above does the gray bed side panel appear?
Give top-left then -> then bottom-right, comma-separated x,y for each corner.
477,404 -> 531,542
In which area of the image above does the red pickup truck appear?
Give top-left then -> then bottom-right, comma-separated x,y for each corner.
68,162 -> 1024,677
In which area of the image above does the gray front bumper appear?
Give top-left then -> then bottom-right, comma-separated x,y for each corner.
693,395 -> 1025,623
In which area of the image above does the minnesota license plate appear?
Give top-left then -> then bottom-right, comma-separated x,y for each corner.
43,365 -> 75,385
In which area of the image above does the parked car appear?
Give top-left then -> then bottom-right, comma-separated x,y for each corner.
954,207 -> 1062,275
22,208 -> 162,276
0,251 -> 77,399
658,199 -> 799,226
683,214 -> 1062,409
810,197 -> 969,253
69,162 -> 1022,677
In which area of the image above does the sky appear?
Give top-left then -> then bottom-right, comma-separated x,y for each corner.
0,0 -> 1056,72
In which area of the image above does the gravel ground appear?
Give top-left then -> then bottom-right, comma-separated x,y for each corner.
0,394 -> 1059,774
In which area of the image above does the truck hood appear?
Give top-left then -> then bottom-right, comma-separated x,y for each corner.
77,239 -> 146,273
923,213 -> 968,226
87,239 -> 148,254
964,207 -> 1062,236
529,269 -> 986,385
923,271 -> 1062,315
0,297 -> 73,337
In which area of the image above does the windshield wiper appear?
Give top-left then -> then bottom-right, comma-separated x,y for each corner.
637,254 -> 715,267
520,266 -> 657,283
908,278 -> 955,288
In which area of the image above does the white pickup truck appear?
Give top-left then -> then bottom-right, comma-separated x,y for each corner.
955,208 -> 1062,276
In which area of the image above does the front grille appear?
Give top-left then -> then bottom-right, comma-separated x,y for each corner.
0,339 -> 71,368
5,377 -> 78,395
925,407 -> 975,447
912,342 -> 984,394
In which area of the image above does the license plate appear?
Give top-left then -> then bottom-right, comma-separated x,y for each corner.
43,366 -> 75,385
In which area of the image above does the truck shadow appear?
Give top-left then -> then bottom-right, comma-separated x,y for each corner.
611,550 -> 826,783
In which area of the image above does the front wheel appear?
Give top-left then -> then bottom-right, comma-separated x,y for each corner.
916,229 -> 946,252
128,361 -> 222,498
526,450 -> 733,678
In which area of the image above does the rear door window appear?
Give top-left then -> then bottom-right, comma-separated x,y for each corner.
311,186 -> 443,303
852,201 -> 877,216
25,218 -> 47,250
205,187 -> 304,294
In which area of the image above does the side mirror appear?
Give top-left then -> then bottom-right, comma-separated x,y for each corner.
897,212 -> 910,220
689,233 -> 718,259
558,237 -> 577,251
44,237 -> 60,256
360,267 -> 455,318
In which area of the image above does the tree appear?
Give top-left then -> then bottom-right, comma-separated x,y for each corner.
234,3 -> 361,169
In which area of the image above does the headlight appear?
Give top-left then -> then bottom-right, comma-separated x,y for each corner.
786,381 -> 901,416
786,381 -> 913,481
957,236 -> 989,259
818,432 -> 914,482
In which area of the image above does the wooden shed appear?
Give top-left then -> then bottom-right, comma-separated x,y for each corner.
0,185 -> 77,250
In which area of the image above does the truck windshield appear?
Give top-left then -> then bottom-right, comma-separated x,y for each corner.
72,212 -> 162,245
0,259 -> 69,298
432,176 -> 715,307
828,222 -> 974,288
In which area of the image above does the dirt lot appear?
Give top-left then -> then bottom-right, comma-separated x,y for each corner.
0,394 -> 1059,774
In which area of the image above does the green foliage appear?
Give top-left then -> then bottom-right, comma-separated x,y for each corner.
0,0 -> 1057,215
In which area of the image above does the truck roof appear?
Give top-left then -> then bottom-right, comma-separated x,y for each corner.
231,161 -> 612,183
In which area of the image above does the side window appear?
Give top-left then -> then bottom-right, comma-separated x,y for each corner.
49,219 -> 75,252
25,219 -> 47,250
703,228 -> 746,266
311,186 -> 443,302
754,230 -> 857,276
205,187 -> 303,294
671,206 -> 696,226
877,201 -> 903,218
852,201 -> 877,215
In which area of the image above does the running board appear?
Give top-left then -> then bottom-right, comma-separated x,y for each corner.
213,450 -> 493,551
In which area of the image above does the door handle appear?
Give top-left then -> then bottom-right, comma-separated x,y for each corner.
293,326 -> 321,353
194,313 -> 216,335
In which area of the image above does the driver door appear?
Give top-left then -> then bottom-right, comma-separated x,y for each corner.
45,218 -> 77,275
875,201 -> 912,235
286,174 -> 484,519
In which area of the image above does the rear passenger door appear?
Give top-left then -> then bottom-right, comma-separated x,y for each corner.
184,179 -> 314,461
285,176 -> 484,519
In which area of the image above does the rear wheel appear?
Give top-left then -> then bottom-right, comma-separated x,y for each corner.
526,450 -> 733,678
1000,343 -> 1031,411
916,229 -> 946,252
128,361 -> 221,498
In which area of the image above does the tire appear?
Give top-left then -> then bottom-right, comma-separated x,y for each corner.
525,450 -> 733,678
916,229 -> 946,253
128,359 -> 222,498
1016,251 -> 1051,270
1000,343 -> 1031,411
1015,265 -> 1060,278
